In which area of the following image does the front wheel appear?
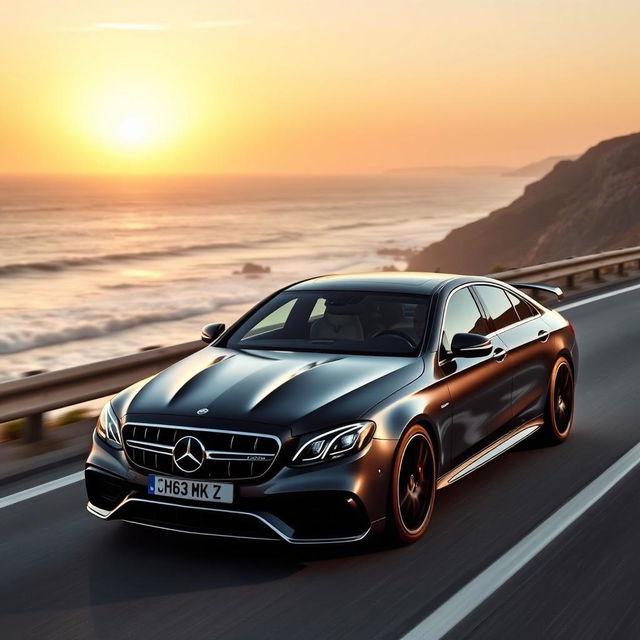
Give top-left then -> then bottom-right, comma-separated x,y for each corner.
539,356 -> 575,445
387,425 -> 437,545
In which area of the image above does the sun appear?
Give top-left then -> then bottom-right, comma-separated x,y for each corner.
117,117 -> 148,145
77,82 -> 172,155
72,76 -> 197,167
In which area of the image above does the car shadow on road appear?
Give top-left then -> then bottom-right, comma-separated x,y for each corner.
88,521 -> 389,607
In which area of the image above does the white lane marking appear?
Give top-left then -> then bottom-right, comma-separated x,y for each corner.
0,471 -> 84,510
400,442 -> 640,640
557,281 -> 640,311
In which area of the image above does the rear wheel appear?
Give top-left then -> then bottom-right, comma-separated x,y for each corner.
539,356 -> 575,444
387,425 -> 437,545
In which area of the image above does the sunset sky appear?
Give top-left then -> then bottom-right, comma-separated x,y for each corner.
2,0 -> 639,174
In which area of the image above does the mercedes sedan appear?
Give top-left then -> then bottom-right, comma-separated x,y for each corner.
85,272 -> 577,544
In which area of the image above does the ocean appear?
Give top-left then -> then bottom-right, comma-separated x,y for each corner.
0,174 -> 530,382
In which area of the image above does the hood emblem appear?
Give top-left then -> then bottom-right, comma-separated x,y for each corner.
196,407 -> 209,415
173,436 -> 206,473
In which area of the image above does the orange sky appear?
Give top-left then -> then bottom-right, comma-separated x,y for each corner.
1,0 -> 639,174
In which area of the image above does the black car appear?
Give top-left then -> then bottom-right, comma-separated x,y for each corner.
85,272 -> 577,544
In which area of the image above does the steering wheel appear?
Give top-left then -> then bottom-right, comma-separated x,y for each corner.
372,330 -> 416,349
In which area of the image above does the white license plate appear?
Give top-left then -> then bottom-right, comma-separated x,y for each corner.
147,475 -> 233,504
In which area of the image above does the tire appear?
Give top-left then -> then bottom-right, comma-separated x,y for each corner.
539,356 -> 575,445
386,424 -> 437,545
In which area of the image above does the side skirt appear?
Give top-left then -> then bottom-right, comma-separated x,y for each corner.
436,419 -> 543,489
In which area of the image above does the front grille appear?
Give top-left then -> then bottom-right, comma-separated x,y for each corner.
122,422 -> 281,481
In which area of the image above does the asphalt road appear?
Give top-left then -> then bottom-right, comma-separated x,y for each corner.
2,281 -> 640,640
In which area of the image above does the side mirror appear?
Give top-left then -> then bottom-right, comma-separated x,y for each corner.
450,332 -> 492,358
201,323 -> 225,344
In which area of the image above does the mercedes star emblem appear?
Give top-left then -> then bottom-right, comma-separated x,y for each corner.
173,436 -> 206,473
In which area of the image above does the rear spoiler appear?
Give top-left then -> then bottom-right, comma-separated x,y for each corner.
511,283 -> 564,300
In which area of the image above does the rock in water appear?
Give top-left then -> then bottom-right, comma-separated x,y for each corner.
234,262 -> 271,275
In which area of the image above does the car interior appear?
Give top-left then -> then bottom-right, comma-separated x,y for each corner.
229,292 -> 431,355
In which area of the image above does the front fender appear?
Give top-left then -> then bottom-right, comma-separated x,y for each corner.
365,364 -> 452,472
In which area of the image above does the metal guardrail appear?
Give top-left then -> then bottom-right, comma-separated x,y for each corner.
493,245 -> 640,288
0,341 -> 201,441
2,245 -> 640,442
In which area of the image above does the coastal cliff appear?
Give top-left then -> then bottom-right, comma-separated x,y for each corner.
408,132 -> 640,274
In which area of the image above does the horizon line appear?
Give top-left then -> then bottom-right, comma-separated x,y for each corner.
0,165 -> 534,179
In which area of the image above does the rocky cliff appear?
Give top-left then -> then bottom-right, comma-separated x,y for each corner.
408,133 -> 640,274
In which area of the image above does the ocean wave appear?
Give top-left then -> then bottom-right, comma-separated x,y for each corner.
262,198 -> 442,214
256,231 -> 304,243
0,205 -> 72,215
327,219 -> 409,231
0,241 -> 246,277
0,294 -> 255,355
99,282 -> 159,290
100,275 -> 202,290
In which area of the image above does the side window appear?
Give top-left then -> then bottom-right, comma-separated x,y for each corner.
309,298 -> 326,321
243,298 -> 297,338
475,285 -> 520,331
507,291 -> 537,321
441,287 -> 489,353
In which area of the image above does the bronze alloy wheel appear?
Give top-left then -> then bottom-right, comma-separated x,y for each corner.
542,356 -> 575,444
388,425 -> 437,545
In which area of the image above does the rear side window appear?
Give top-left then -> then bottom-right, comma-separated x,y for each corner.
507,291 -> 538,320
441,287 -> 489,352
475,285 -> 520,332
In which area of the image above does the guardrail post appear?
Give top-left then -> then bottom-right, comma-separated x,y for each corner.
566,274 -> 575,289
21,370 -> 46,443
23,412 -> 44,444
618,262 -> 626,277
593,267 -> 602,281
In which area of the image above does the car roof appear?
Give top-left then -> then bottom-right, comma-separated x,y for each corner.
287,271 -> 466,294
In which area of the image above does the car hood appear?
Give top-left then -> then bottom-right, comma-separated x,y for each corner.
115,347 -> 424,436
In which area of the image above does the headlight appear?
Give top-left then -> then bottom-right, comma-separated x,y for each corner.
96,402 -> 122,449
291,421 -> 375,465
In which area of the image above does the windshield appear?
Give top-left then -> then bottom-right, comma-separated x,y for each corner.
225,290 -> 431,356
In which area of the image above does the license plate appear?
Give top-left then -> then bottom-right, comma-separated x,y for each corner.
147,475 -> 233,504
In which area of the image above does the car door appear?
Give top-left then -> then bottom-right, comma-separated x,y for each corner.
474,285 -> 554,426
438,286 -> 513,465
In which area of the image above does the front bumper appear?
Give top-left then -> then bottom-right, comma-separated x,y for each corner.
85,431 -> 395,544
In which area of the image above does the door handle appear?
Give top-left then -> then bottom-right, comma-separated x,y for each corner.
538,330 -> 550,343
493,347 -> 508,362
